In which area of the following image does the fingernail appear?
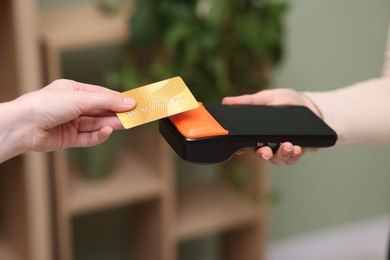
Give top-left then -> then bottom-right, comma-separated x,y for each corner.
282,146 -> 292,156
124,97 -> 136,107
292,150 -> 300,158
260,153 -> 271,160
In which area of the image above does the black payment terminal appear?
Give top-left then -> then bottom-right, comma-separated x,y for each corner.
159,102 -> 337,164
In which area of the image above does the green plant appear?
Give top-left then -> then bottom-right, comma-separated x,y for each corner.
107,0 -> 287,103
106,0 -> 287,189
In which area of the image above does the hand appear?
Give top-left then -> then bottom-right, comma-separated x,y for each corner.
0,79 -> 136,162
222,88 -> 321,165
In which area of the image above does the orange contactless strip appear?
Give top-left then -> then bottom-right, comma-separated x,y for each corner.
169,102 -> 229,138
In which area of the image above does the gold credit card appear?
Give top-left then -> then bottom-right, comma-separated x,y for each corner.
117,76 -> 199,129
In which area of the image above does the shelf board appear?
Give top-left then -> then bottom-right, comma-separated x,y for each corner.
66,151 -> 162,216
40,3 -> 131,50
175,184 -> 262,241
0,236 -> 19,260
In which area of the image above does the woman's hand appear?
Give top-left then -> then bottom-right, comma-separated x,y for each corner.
222,88 -> 321,165
0,79 -> 136,163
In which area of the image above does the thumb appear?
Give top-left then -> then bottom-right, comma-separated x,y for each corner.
73,91 -> 136,114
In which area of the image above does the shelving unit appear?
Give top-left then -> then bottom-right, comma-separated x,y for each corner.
1,1 -> 269,260
0,1 -> 51,260
175,184 -> 262,241
40,3 -> 131,82
0,158 -> 26,260
174,153 -> 268,260
66,151 -> 162,215
0,236 -> 19,260
52,129 -> 175,260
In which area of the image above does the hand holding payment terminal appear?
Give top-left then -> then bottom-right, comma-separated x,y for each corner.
159,102 -> 337,164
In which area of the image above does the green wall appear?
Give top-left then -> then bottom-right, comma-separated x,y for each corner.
271,0 -> 390,240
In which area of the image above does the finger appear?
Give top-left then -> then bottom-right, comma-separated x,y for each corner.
76,116 -> 124,132
72,91 -> 136,114
48,79 -> 120,94
285,145 -> 303,165
255,146 -> 273,160
69,80 -> 120,94
222,95 -> 255,105
72,126 -> 113,147
270,142 -> 294,164
222,90 -> 274,106
81,110 -> 117,117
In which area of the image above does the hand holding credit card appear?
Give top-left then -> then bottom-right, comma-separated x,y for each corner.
116,77 -> 199,129
116,76 -> 337,164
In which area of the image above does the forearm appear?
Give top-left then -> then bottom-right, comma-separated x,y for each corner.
303,77 -> 390,146
0,99 -> 31,163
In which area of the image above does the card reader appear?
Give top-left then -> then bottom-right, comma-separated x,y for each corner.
159,102 -> 337,164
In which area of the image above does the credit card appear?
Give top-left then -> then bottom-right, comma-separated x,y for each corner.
117,76 -> 199,129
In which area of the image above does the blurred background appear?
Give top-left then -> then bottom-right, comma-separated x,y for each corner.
0,0 -> 389,260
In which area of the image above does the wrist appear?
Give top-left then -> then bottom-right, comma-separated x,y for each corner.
300,94 -> 323,119
0,99 -> 32,163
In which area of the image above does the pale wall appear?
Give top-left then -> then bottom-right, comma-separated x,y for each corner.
270,0 -> 390,240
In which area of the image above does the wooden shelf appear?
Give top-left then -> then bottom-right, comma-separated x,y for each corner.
175,184 -> 262,242
40,3 -> 131,50
66,152 -> 162,216
34,2 -> 268,259
0,236 -> 19,260
3,0 -> 267,259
